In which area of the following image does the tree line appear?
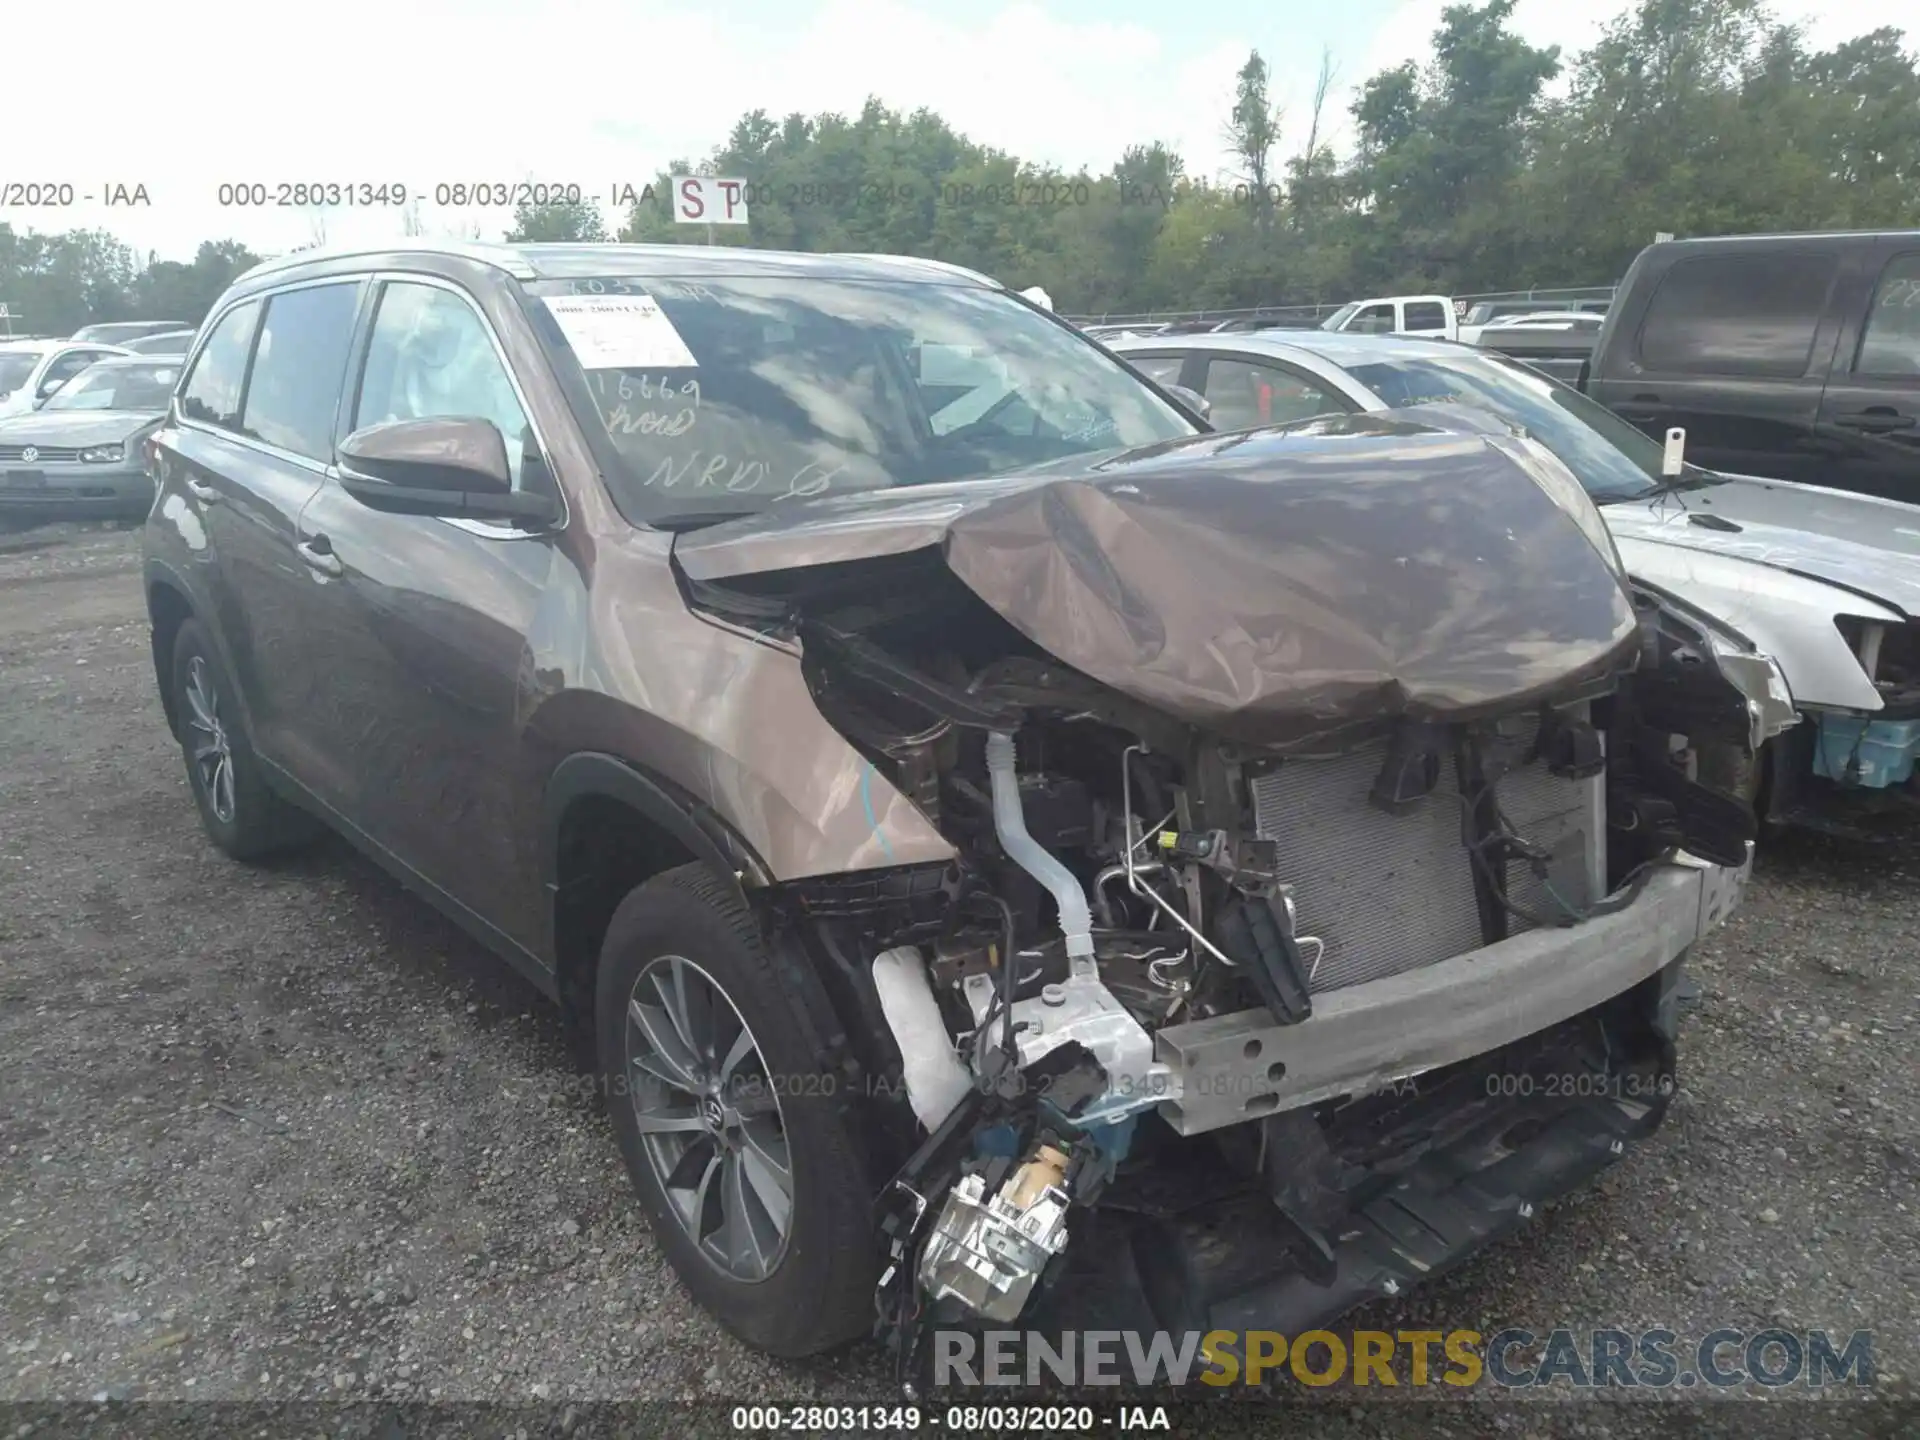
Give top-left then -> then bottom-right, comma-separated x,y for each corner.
535,0 -> 1920,313
0,233 -> 262,338
5,0 -> 1914,333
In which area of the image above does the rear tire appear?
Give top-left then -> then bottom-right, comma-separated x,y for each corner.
169,618 -> 319,860
595,863 -> 876,1357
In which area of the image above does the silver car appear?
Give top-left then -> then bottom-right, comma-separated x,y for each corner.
1115,329 -> 1911,836
0,356 -> 180,517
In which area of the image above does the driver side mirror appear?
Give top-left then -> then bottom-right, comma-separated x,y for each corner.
1166,383 -> 1212,424
338,417 -> 559,526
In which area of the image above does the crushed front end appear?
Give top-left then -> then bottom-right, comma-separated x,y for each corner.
674,417 -> 1765,1383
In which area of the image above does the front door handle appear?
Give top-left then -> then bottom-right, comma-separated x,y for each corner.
184,477 -> 220,504
297,534 -> 343,577
1832,408 -> 1916,433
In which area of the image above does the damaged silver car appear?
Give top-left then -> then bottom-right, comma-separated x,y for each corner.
143,243 -> 1765,1373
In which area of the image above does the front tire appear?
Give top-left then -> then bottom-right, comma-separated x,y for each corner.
595,863 -> 877,1357
169,618 -> 318,860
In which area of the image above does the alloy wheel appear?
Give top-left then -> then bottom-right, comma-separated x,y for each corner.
184,654 -> 236,824
624,954 -> 794,1281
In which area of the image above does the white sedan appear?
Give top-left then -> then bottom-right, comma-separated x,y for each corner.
0,339 -> 133,417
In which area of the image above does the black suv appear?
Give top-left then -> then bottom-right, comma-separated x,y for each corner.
1585,230 -> 1920,501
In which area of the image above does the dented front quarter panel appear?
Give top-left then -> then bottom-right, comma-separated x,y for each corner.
561,527 -> 956,880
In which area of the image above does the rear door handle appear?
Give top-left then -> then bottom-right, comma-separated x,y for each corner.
1833,408 -> 1916,433
296,534 -> 343,577
184,477 -> 220,504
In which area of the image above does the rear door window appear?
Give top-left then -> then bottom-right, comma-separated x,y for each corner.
1637,251 -> 1837,377
1403,301 -> 1449,332
239,282 -> 363,461
1201,357 -> 1348,429
1349,303 -> 1396,335
1856,252 -> 1920,378
179,300 -> 262,430
1123,353 -> 1186,387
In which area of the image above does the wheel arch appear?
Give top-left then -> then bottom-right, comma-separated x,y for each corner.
145,566 -> 198,740
542,752 -> 774,1066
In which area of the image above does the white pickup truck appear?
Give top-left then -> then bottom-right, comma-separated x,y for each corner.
1318,294 -> 1458,340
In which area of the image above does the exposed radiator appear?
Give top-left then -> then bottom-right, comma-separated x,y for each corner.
1248,718 -> 1604,993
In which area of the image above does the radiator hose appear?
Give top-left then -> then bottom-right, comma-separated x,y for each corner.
985,731 -> 1094,961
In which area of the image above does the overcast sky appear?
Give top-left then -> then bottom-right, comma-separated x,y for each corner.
8,0 -> 1910,264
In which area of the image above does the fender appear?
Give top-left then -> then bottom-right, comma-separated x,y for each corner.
539,751 -> 774,920
142,555 -> 259,744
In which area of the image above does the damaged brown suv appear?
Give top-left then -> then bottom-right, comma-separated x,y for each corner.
144,242 -> 1768,1372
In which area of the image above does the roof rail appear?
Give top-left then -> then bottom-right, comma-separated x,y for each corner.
236,239 -> 539,284
833,253 -> 1003,288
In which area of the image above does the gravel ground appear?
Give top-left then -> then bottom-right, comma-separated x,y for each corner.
1,523 -> 1915,1434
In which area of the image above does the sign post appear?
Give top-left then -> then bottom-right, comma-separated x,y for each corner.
672,176 -> 750,245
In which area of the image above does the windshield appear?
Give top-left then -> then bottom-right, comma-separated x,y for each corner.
1342,352 -> 1683,502
1320,303 -> 1358,332
0,353 -> 43,394
41,362 -> 178,412
530,276 -> 1196,522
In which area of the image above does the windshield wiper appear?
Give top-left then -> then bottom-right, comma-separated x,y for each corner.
1601,466 -> 1727,505
651,510 -> 759,533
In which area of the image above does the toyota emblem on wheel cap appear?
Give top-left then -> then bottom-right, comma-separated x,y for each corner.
19,447 -> 36,463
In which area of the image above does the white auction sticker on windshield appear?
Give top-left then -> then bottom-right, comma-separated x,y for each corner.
542,294 -> 697,370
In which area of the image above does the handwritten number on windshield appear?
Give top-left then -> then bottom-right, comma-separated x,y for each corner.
1876,277 -> 1919,309
592,373 -> 701,405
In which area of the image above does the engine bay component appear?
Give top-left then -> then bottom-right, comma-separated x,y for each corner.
1154,827 -> 1283,892
986,731 -> 1094,961
1369,719 -> 1449,814
1213,892 -> 1314,1024
871,945 -> 975,1131
917,1144 -> 1072,1323
960,957 -> 1177,1125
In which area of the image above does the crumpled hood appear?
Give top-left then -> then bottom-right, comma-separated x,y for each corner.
1605,476 -> 1920,620
0,410 -> 161,447
676,414 -> 1639,742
